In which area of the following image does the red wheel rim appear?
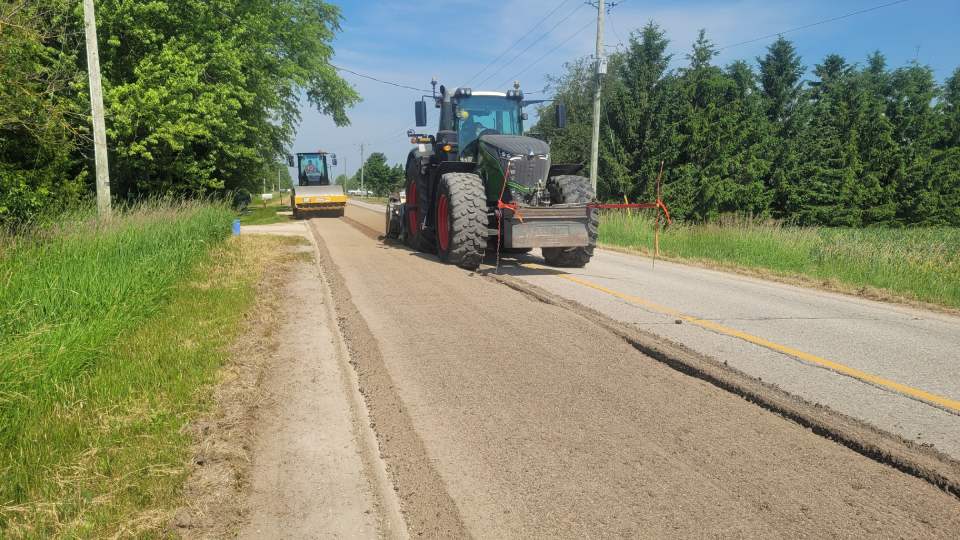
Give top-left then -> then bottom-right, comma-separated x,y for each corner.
437,194 -> 450,252
406,182 -> 418,236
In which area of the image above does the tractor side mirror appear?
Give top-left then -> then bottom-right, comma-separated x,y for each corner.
330,154 -> 338,167
286,154 -> 295,168
555,103 -> 567,129
415,100 -> 427,127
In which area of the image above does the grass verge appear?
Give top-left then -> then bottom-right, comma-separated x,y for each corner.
239,192 -> 292,226
599,212 -> 960,310
0,203 -> 284,537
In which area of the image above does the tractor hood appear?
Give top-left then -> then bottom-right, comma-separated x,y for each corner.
479,134 -> 551,193
479,134 -> 549,157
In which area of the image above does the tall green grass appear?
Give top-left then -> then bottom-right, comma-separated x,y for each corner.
599,212 -> 960,309
0,202 -> 238,535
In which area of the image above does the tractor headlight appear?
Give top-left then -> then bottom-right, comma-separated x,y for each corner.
498,149 -> 515,159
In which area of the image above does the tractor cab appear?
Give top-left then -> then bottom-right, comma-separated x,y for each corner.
449,92 -> 525,155
414,86 -> 530,161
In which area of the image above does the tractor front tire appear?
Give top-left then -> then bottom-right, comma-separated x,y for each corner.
542,175 -> 598,268
436,173 -> 487,270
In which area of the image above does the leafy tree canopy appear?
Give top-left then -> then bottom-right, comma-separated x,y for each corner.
0,0 -> 359,224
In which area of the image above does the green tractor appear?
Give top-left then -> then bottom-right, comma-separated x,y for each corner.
385,82 -> 597,270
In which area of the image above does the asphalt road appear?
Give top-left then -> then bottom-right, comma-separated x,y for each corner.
346,200 -> 960,461
300,202 -> 960,537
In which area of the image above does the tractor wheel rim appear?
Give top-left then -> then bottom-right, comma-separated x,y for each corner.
406,182 -> 417,236
437,195 -> 450,252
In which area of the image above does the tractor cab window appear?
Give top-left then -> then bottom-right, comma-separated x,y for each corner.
298,154 -> 329,186
455,95 -> 522,151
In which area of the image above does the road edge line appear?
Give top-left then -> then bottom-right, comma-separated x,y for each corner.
487,272 -> 960,500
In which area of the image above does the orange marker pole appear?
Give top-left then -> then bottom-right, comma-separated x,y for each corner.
653,161 -> 664,265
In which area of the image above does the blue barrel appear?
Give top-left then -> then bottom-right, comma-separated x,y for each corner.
232,218 -> 241,236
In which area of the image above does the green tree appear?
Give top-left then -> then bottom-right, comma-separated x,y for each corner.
758,36 -> 804,124
0,1 -> 86,224
932,68 -> 960,225
353,152 -> 402,196
885,62 -> 942,224
95,0 -> 359,197
757,37 -> 806,217
942,68 -> 960,147
604,22 -> 675,200
665,30 -> 772,220
532,25 -> 958,226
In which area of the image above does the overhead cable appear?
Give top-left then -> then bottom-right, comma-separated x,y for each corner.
718,0 -> 912,51
330,63 -> 429,93
477,2 -> 587,88
466,0 -> 576,86
498,18 -> 596,90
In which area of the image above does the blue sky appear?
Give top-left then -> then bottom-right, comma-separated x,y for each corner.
291,0 -> 959,179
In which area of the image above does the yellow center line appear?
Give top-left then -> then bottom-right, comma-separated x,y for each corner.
523,263 -> 960,414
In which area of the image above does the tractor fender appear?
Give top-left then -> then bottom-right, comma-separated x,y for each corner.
548,163 -> 584,178
408,145 -> 434,166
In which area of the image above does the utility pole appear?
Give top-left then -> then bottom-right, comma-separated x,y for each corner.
359,143 -> 365,195
83,0 -> 111,217
589,0 -> 605,194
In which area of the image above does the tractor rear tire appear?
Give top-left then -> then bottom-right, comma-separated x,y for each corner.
403,159 -> 436,253
542,175 -> 598,268
436,173 -> 487,270
385,201 -> 402,239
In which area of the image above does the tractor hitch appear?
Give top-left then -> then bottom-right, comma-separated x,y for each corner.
500,206 -> 591,249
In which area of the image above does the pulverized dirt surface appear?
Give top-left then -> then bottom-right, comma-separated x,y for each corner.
238,257 -> 379,539
310,207 -> 960,538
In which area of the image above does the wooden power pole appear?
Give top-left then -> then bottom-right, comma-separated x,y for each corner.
82,0 -> 111,217
359,143 -> 365,194
589,0 -> 605,194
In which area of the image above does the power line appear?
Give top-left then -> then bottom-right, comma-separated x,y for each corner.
368,123 -> 412,146
497,18 -> 596,90
607,6 -> 626,51
330,63 -> 429,93
477,2 -> 587,88
717,0 -> 912,51
466,0 -> 577,86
